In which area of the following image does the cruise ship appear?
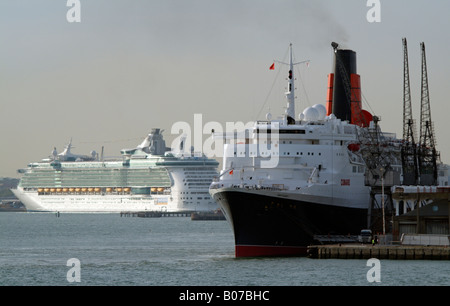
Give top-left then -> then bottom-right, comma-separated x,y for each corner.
210,43 -> 406,257
12,129 -> 219,213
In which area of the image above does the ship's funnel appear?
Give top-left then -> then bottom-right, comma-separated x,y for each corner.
332,49 -> 357,121
326,45 -> 371,127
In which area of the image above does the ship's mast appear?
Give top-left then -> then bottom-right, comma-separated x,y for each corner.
286,43 -> 295,124
275,43 -> 309,125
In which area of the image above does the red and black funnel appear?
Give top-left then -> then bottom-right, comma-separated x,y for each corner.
326,44 -> 372,127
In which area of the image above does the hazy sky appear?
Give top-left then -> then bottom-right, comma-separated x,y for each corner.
1,0 -> 450,178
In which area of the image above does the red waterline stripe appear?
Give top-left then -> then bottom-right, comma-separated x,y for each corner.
235,245 -> 308,257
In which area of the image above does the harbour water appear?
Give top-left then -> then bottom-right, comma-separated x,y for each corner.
0,213 -> 448,286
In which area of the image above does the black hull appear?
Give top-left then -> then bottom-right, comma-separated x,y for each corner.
212,189 -> 367,257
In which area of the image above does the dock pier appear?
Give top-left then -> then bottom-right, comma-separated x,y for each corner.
120,211 -> 192,218
307,244 -> 450,260
120,210 -> 225,219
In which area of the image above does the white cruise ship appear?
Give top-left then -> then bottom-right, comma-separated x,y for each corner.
12,129 -> 219,213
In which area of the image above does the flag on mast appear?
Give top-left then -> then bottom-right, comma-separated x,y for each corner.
269,63 -> 275,70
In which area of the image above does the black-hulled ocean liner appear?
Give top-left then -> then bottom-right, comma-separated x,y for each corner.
210,43 -> 401,257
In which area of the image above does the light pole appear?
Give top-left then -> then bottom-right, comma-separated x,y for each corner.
380,167 -> 385,235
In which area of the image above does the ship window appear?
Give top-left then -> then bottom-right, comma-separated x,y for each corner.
257,129 -> 305,134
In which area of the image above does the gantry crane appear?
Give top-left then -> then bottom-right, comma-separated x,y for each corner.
401,38 -> 419,186
418,42 -> 439,186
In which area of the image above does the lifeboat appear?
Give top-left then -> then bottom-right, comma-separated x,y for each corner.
63,188 -> 68,193
347,143 -> 360,152
94,187 -> 101,192
38,188 -> 44,193
116,187 -> 122,192
106,187 -> 112,193
124,187 -> 130,193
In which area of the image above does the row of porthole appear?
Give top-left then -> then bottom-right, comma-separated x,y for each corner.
284,152 -> 323,156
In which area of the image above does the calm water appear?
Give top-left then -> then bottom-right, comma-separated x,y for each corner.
0,213 -> 448,286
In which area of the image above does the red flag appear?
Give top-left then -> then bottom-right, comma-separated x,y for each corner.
229,170 -> 233,175
269,63 -> 275,70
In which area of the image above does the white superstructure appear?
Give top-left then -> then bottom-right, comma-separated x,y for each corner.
210,107 -> 390,210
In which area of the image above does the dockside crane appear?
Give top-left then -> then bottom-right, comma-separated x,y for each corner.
418,42 -> 439,186
401,38 -> 419,186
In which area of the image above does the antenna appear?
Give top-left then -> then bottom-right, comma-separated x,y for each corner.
275,43 -> 310,124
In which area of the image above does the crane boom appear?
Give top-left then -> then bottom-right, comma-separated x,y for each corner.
401,38 -> 419,185
418,42 -> 438,185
